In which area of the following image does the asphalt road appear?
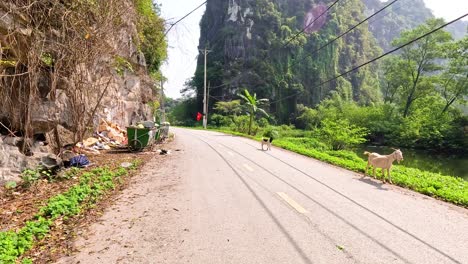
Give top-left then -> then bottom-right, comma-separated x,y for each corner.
172,128 -> 468,264
58,128 -> 468,264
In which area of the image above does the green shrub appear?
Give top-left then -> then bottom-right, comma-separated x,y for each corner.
134,0 -> 167,74
4,181 -> 17,190
22,258 -> 33,264
21,170 -> 41,187
262,127 -> 279,140
258,117 -> 270,128
233,115 -> 259,135
113,56 -> 134,77
314,119 -> 368,150
210,114 -> 233,127
296,106 -> 320,129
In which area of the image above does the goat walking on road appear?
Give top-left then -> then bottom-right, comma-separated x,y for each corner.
364,149 -> 404,184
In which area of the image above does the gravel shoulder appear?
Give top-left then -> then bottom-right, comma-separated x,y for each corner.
56,138 -> 190,264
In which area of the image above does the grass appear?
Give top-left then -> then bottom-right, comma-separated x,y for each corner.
0,161 -> 141,263
189,126 -> 468,207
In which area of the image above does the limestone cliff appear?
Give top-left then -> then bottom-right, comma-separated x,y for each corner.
192,0 -> 382,122
0,0 -> 166,182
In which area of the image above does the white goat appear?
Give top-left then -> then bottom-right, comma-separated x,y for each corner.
364,149 -> 403,183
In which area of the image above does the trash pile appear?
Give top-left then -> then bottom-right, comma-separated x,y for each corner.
1,118 -> 168,183
50,119 -> 129,169
73,119 -> 127,155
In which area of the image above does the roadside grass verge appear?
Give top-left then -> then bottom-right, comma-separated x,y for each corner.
0,161 -> 141,263
185,127 -> 468,207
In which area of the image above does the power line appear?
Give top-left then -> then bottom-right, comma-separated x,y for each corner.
367,0 -> 405,25
208,0 -> 342,92
269,13 -> 468,105
282,0 -> 341,48
263,0 -> 399,103
289,0 -> 399,69
163,1 -> 207,38
208,75 -> 244,91
196,0 -> 401,103
209,0 -> 398,93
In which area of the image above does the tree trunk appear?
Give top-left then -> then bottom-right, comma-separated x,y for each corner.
248,109 -> 253,135
441,97 -> 456,114
403,44 -> 426,118
403,95 -> 413,118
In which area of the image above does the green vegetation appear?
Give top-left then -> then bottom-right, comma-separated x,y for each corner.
113,56 -> 134,77
19,166 -> 74,187
206,126 -> 468,207
134,0 -> 167,75
313,119 -> 368,150
238,89 -> 270,135
0,60 -> 17,67
172,17 -> 467,152
363,0 -> 434,51
40,53 -> 54,67
187,0 -> 381,122
4,181 -> 17,190
386,18 -> 453,118
167,2 -> 467,206
275,137 -> 467,206
0,162 -> 140,263
21,258 -> 33,264
20,169 -> 42,187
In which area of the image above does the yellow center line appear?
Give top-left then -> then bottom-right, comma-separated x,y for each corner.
243,164 -> 254,172
277,192 -> 308,215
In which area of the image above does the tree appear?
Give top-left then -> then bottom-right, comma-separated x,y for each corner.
214,100 -> 242,116
390,18 -> 452,117
439,37 -> 468,114
381,55 -> 406,104
213,99 -> 242,125
238,89 -> 269,135
314,119 -> 368,150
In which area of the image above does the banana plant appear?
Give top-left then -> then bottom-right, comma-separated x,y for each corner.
238,89 -> 269,135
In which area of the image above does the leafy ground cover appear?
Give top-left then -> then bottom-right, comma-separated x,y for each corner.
0,150 -> 157,264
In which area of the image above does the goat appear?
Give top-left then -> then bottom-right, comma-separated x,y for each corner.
364,149 -> 403,183
261,137 -> 273,151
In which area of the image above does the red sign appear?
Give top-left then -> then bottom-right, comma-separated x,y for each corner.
196,112 -> 202,121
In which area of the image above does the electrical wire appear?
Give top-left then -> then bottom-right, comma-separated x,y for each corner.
289,0 -> 399,69
268,12 -> 468,105
282,0 -> 341,48
206,0 -> 343,92
163,1 -> 207,38
208,0 -> 399,93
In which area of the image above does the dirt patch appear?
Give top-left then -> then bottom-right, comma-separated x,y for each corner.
53,138 -> 188,264
0,140 -> 176,263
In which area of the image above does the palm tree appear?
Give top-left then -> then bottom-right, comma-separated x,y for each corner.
238,89 -> 269,135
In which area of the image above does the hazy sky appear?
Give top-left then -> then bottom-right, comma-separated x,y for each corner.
158,0 -> 467,99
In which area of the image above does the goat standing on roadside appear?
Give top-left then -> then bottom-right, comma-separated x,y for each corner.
364,149 -> 403,184
261,137 -> 273,151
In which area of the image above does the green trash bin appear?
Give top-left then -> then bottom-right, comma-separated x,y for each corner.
154,129 -> 161,141
154,124 -> 161,141
127,127 -> 152,151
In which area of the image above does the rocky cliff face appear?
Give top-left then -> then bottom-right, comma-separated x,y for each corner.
0,0 -> 159,182
362,0 -> 433,51
363,0 -> 467,50
193,0 -> 382,121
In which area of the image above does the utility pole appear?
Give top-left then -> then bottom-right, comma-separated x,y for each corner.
200,47 -> 211,129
